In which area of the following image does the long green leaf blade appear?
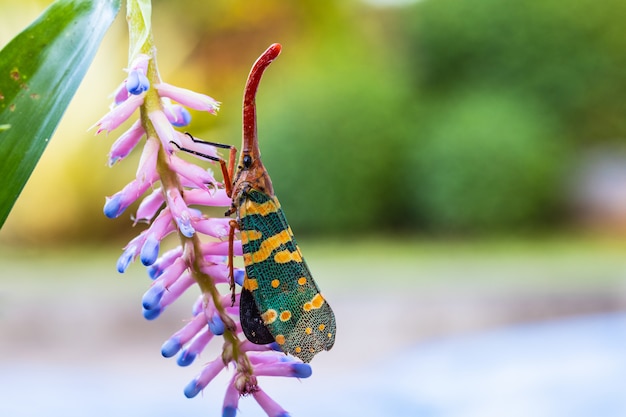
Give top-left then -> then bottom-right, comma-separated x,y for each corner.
0,0 -> 121,228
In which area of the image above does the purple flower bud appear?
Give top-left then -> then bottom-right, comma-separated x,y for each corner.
165,188 -> 196,237
143,307 -> 162,320
148,110 -> 177,152
208,315 -> 225,335
252,387 -> 290,417
93,94 -> 144,133
202,241 -> 243,258
177,349 -> 197,367
164,103 -> 192,127
104,194 -> 124,219
159,272 -> 194,309
117,245 -> 137,273
153,256 -> 187,288
222,378 -> 240,417
184,358 -> 226,398
162,311 -> 206,358
254,362 -> 312,379
156,82 -> 220,115
177,329 -> 213,366
126,69 -> 150,95
108,120 -> 145,166
194,217 -> 231,238
135,187 -> 165,223
168,154 -> 217,191
183,188 -> 232,207
143,282 -> 165,310
140,234 -> 160,266
161,337 -> 182,358
113,82 -> 129,105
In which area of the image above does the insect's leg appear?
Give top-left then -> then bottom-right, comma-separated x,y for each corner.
228,219 -> 239,306
172,133 -> 236,197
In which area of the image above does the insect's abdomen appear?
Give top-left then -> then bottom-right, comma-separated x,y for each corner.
239,190 -> 336,363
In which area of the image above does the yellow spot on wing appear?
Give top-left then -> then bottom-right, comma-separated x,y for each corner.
274,249 -> 302,264
261,309 -> 277,324
312,293 -> 325,308
279,310 -> 292,322
271,279 -> 280,288
275,334 -> 286,345
243,278 -> 258,291
241,229 -> 262,244
303,293 -> 325,312
305,327 -> 312,335
243,198 -> 281,216
298,277 -> 307,285
318,324 -> 326,331
251,229 -> 292,263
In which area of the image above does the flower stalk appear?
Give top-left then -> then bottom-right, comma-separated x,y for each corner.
94,1 -> 311,415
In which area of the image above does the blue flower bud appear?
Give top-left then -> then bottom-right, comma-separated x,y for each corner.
126,70 -> 150,95
222,406 -> 237,417
184,378 -> 202,398
170,106 -> 192,127
143,306 -> 161,320
290,363 -> 312,378
269,342 -> 281,352
142,284 -> 165,310
177,349 -> 197,367
177,216 -> 195,238
146,263 -> 162,280
116,247 -> 135,273
140,235 -> 160,266
161,337 -> 182,358
103,195 -> 123,218
208,315 -> 225,336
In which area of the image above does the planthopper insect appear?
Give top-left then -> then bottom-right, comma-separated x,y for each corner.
174,43 -> 336,363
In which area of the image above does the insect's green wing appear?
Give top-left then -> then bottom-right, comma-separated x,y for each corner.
238,189 -> 336,363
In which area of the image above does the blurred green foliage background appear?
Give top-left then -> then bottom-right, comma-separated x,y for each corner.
2,0 -> 626,245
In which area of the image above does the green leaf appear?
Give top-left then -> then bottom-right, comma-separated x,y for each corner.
0,0 -> 121,228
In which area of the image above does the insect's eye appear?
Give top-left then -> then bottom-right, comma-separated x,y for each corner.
243,155 -> 253,169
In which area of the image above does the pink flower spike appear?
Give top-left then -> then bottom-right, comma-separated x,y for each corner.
93,93 -> 144,134
252,387 -> 290,417
156,82 -> 220,114
168,154 -> 217,190
148,110 -> 177,152
108,120 -> 145,166
183,188 -> 232,207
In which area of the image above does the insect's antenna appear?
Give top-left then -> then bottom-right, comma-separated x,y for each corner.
243,43 -> 282,155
